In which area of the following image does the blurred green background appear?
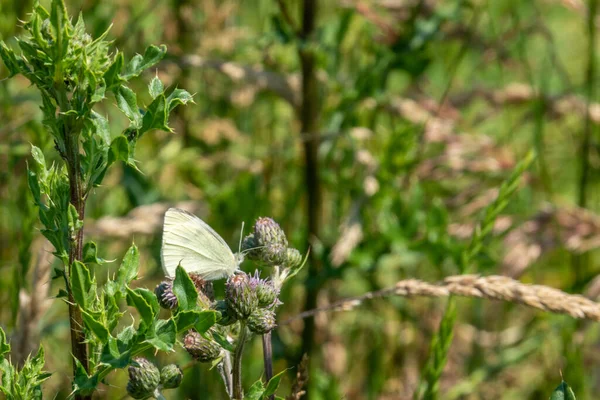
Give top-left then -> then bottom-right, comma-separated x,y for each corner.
1,0 -> 599,399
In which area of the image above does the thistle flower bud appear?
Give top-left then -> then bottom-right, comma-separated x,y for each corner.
247,308 -> 277,334
241,233 -> 261,260
261,243 -> 288,266
285,247 -> 303,268
225,273 -> 258,319
255,277 -> 279,308
126,358 -> 160,399
254,217 -> 288,247
213,300 -> 238,326
160,364 -> 183,389
183,331 -> 221,362
155,280 -> 178,310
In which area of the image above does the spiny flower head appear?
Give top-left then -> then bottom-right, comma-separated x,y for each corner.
225,273 -> 258,319
254,217 -> 288,247
183,330 -> 222,362
160,364 -> 183,389
155,280 -> 178,310
247,308 -> 277,334
126,357 -> 160,399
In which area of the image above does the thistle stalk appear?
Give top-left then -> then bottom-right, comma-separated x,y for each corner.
262,332 -> 274,400
233,322 -> 250,399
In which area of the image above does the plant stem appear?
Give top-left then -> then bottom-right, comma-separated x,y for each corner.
297,0 -> 321,374
572,0 -> 598,290
262,332 -> 274,400
232,322 -> 249,400
62,101 -> 91,399
218,351 -> 233,398
153,388 -> 167,400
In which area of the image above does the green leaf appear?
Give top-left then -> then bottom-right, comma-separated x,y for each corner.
30,145 -> 46,170
140,94 -> 170,135
175,310 -> 216,333
68,204 -> 83,232
108,135 -> 129,165
0,327 -> 10,358
117,244 -> 139,288
72,358 -> 99,396
104,52 -> 124,88
0,41 -> 21,77
122,44 -> 167,80
245,380 -> 266,400
114,85 -> 142,127
81,309 -> 110,343
50,0 -> 70,62
167,88 -> 194,112
172,266 -> 198,311
71,261 -> 93,309
174,310 -> 201,333
91,111 -> 111,148
126,288 -> 157,328
148,75 -> 164,99
550,381 -> 576,400
83,241 -> 109,264
211,331 -> 235,352
145,319 -> 176,352
194,310 -> 217,334
263,370 -> 286,398
27,168 -> 42,205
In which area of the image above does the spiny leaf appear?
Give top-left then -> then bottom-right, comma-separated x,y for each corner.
71,261 -> 93,309
148,75 -> 164,99
263,369 -> 286,398
114,85 -> 142,127
550,381 -> 576,400
0,327 -> 10,358
140,94 -> 170,135
126,288 -> 157,329
122,44 -> 167,80
81,309 -> 110,343
116,244 -> 140,288
145,319 -> 176,352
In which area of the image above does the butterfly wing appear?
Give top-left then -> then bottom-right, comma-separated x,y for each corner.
161,208 -> 239,280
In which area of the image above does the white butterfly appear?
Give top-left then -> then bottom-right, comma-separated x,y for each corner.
161,208 -> 244,280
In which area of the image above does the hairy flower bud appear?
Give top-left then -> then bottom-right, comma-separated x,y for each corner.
225,273 -> 258,319
160,364 -> 183,389
254,217 -> 288,247
126,358 -> 160,399
285,247 -> 303,268
183,331 -> 221,362
241,233 -> 261,260
213,300 -> 238,326
247,308 -> 277,334
261,243 -> 288,266
155,280 -> 178,310
255,277 -> 279,308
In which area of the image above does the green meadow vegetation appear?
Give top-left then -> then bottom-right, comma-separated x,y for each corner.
0,0 -> 598,399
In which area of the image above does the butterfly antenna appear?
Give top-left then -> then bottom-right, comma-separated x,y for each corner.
238,221 -> 245,253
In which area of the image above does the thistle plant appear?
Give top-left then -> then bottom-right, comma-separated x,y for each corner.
0,0 -> 195,398
152,216 -> 306,400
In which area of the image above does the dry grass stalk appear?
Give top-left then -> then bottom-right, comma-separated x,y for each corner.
12,238 -> 53,365
282,274 -> 600,325
86,201 -> 204,239
502,205 -> 600,277
286,354 -> 309,400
